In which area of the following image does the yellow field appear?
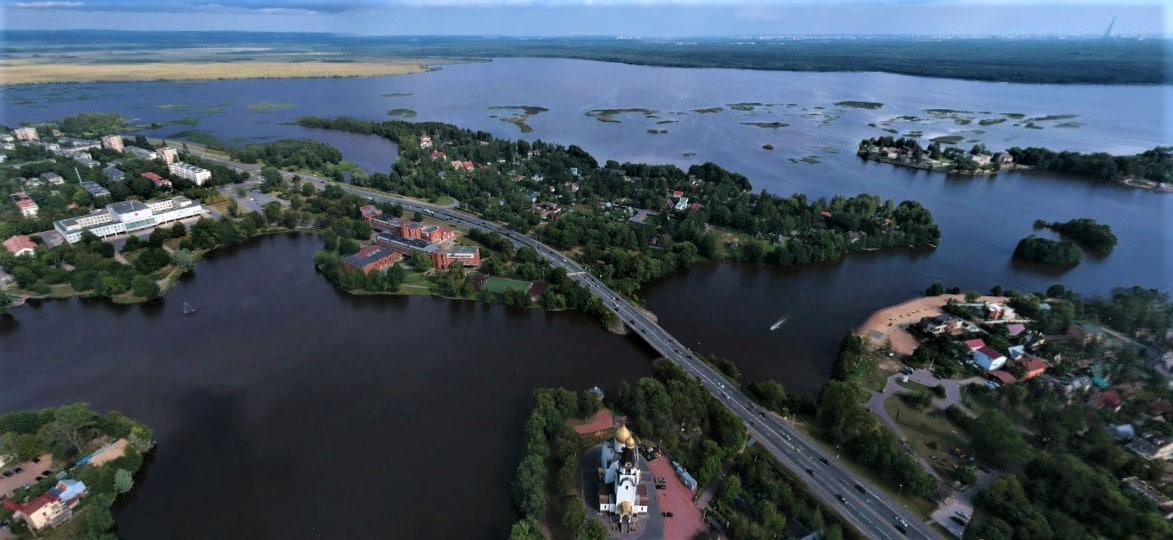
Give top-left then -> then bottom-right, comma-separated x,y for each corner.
0,61 -> 431,85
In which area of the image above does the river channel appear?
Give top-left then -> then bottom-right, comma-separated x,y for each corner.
0,57 -> 1170,537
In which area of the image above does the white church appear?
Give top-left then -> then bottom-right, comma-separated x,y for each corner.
597,424 -> 649,527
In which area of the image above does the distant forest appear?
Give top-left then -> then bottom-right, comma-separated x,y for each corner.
6,31 -> 1169,85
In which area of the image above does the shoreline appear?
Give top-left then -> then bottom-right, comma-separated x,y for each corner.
0,61 -> 440,86
862,155 -> 1172,192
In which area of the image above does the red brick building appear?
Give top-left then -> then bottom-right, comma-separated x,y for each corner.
343,246 -> 403,275
141,172 -> 171,188
359,205 -> 382,224
430,244 -> 480,270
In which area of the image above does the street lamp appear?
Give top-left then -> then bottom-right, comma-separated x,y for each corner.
835,445 -> 841,459
898,483 -> 904,498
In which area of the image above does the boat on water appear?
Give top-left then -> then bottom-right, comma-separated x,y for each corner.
769,316 -> 788,331
182,301 -> 199,315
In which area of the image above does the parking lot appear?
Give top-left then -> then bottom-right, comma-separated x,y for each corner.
0,454 -> 55,501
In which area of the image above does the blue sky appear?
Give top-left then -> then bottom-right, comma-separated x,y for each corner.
2,1 -> 1168,36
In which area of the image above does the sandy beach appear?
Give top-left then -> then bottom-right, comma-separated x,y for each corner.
857,294 -> 1009,355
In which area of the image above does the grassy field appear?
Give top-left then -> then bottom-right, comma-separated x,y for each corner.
0,61 -> 430,85
884,396 -> 972,477
481,276 -> 531,294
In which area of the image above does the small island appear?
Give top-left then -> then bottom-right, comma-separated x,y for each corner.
835,100 -> 884,110
741,122 -> 788,129
0,403 -> 155,538
584,108 -> 657,123
1008,146 -> 1171,190
387,108 -> 418,118
858,136 -> 1015,175
1013,236 -> 1081,266
1033,218 -> 1117,256
489,105 -> 549,133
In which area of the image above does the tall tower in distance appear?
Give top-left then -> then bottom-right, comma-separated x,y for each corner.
1103,17 -> 1116,38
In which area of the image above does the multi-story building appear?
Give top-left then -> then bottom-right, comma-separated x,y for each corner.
1,480 -> 86,533
1127,432 -> 1173,461
101,135 -> 124,153
53,196 -> 204,243
40,172 -> 65,185
598,425 -> 650,529
168,162 -> 211,185
158,146 -> 179,165
10,192 -> 38,218
359,204 -> 382,224
13,126 -> 38,141
125,146 -> 157,160
103,165 -> 125,183
343,246 -> 404,275
79,181 -> 111,199
430,244 -> 480,270
59,138 -> 101,152
75,156 -> 99,169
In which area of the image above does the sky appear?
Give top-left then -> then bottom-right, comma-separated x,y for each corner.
1,0 -> 1169,37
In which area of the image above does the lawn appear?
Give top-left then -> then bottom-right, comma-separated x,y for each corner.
481,276 -> 531,294
884,396 -> 972,477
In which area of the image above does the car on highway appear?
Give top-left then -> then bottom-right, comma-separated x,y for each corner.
835,493 -> 847,503
854,483 -> 867,494
819,457 -> 830,465
893,516 -> 910,534
804,467 -> 814,476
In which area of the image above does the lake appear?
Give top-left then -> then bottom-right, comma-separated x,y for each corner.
1,58 -> 1170,535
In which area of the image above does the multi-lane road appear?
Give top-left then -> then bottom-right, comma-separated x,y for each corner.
183,148 -> 941,539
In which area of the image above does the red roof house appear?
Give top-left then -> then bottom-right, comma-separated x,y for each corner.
141,172 -> 170,187
4,235 -> 37,257
964,339 -> 986,352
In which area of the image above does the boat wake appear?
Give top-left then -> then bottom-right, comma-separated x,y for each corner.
769,316 -> 788,331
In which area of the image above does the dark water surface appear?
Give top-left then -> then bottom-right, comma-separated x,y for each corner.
0,234 -> 653,539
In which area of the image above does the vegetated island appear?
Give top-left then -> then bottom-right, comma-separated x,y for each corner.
584,108 -> 658,123
1033,218 -> 1117,256
691,107 -> 724,114
387,108 -> 418,118
0,403 -> 156,538
859,136 -> 1173,190
382,92 -> 414,98
1013,236 -> 1081,266
1007,146 -> 1172,190
741,122 -> 789,129
490,105 -> 549,133
835,101 -> 883,110
246,102 -> 295,113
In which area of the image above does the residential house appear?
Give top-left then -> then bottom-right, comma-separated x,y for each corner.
674,197 -> 690,211
125,146 -> 157,160
1127,432 -> 1173,461
343,246 -> 404,275
1010,357 -> 1047,381
1006,323 -> 1027,336
141,172 -> 171,188
1109,424 -> 1136,442
921,315 -> 963,335
41,172 -> 65,185
2,479 -> 87,533
1089,389 -> 1123,413
1122,477 -> 1173,519
984,302 -> 1017,321
419,135 -> 432,149
11,192 -> 38,218
973,346 -> 1008,371
988,371 -> 1017,386
628,209 -> 659,225
3,235 -> 37,257
964,338 -> 986,352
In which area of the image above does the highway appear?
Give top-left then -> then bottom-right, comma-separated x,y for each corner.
184,149 -> 941,539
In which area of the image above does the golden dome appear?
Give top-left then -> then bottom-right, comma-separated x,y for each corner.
615,425 -> 632,445
625,438 -> 636,449
619,501 -> 634,516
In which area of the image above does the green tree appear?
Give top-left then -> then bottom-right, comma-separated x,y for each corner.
37,403 -> 98,456
130,275 -> 160,299
113,468 -> 134,493
170,222 -> 187,238
579,518 -> 606,540
970,410 -> 1031,467
509,518 -> 546,540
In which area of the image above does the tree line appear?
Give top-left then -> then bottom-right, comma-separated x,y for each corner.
1013,236 -> 1082,265
1008,146 -> 1171,184
1034,217 -> 1117,256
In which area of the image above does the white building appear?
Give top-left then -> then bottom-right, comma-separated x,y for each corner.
41,172 -> 65,186
13,127 -> 38,141
158,146 -> 178,165
53,196 -> 204,244
125,146 -> 157,160
168,162 -> 211,185
597,425 -> 649,530
11,193 -> 38,218
973,346 -> 1008,371
101,135 -> 124,153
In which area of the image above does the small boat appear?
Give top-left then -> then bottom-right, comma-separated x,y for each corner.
182,301 -> 199,315
769,316 -> 788,331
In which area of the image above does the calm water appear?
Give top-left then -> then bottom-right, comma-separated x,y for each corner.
1,59 -> 1171,535
0,234 -> 653,539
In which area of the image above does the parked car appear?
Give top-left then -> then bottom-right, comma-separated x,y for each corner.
950,516 -> 968,526
655,477 -> 667,483
655,484 -> 667,490
662,512 -> 674,518
1,471 -> 13,478
13,467 -> 22,474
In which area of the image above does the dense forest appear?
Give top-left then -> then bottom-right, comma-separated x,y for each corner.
1013,236 -> 1082,266
296,116 -> 940,296
1008,146 -> 1171,184
1034,218 -> 1117,256
230,138 -> 344,170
